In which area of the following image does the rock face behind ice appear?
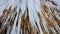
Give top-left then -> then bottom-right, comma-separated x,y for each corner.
0,11 -> 3,17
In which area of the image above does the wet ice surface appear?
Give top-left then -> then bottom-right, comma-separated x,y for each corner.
0,10 -> 3,16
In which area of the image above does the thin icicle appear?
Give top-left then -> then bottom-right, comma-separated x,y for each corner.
17,8 -> 21,34
33,11 -> 43,34
40,11 -> 49,34
6,26 -> 11,34
11,9 -> 18,34
50,27 -> 57,34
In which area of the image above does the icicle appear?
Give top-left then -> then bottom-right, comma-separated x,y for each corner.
6,26 -> 11,34
50,27 -> 57,34
0,0 -> 60,34
17,8 -> 21,34
11,9 -> 18,34
39,11 -> 49,34
28,0 -> 43,34
28,0 -> 36,28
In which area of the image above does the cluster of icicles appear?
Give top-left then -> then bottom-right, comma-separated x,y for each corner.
0,0 -> 60,34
